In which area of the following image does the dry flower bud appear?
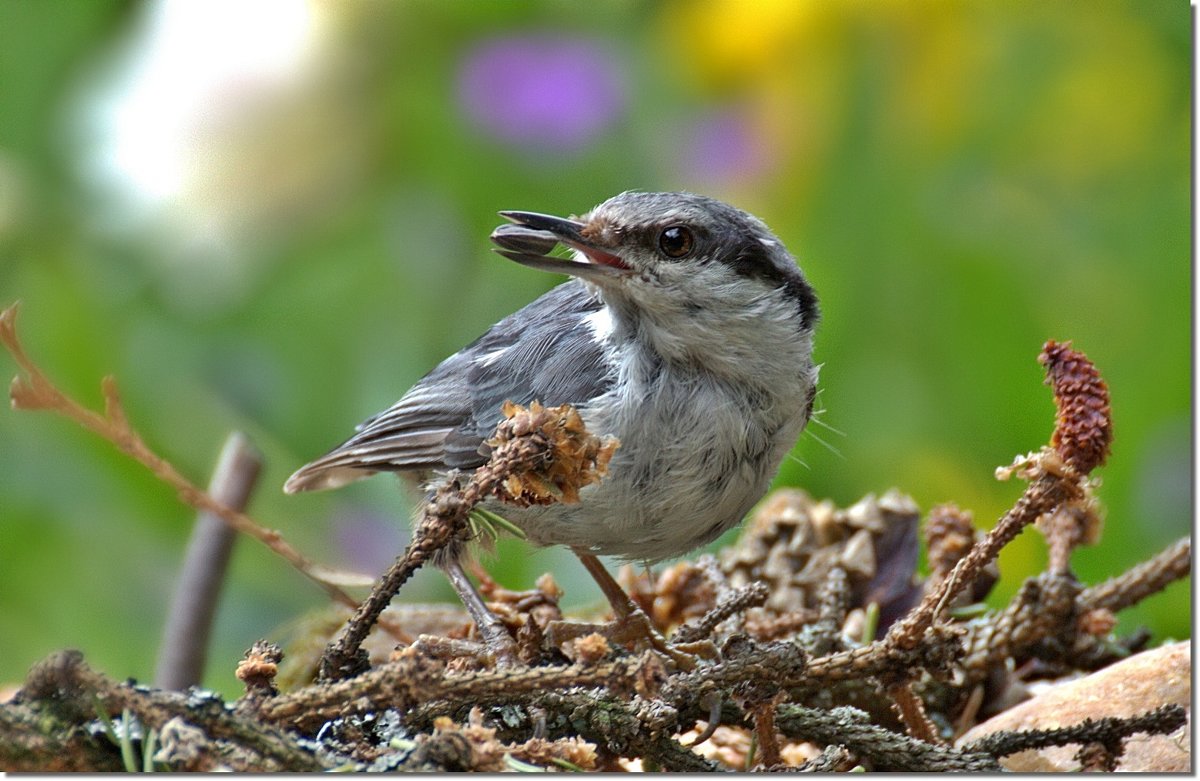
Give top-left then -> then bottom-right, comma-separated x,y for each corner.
1038,340 -> 1113,474
1077,607 -> 1117,637
510,737 -> 597,771
570,632 -> 612,665
651,560 -> 714,628
236,640 -> 283,695
925,503 -> 977,579
485,401 -> 619,506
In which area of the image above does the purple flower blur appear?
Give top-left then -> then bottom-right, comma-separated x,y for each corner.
457,35 -> 625,151
681,108 -> 773,187
332,509 -> 405,575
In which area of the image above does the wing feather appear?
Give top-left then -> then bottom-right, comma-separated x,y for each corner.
284,281 -> 615,493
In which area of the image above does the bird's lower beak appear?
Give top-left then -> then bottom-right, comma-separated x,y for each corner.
491,211 -> 633,281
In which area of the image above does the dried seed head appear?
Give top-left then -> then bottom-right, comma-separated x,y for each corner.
924,504 -> 977,580
1038,340 -> 1112,475
509,736 -> 598,772
569,633 -> 612,665
485,401 -> 619,506
1077,607 -> 1117,637
651,560 -> 716,629
236,640 -> 283,695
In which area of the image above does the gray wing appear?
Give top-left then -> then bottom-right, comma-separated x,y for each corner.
284,281 -> 614,493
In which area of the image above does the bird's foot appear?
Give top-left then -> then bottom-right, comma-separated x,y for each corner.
443,558 -> 522,668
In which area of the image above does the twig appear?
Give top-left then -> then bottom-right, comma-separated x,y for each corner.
958,539 -> 1191,680
1076,741 -> 1118,772
671,581 -> 768,644
663,637 -> 808,703
317,483 -> 473,680
1080,536 -> 1190,614
155,431 -> 262,690
773,704 -> 1001,771
961,704 -> 1186,761
0,702 -> 125,771
803,565 -> 850,656
885,469 -> 1077,652
792,745 -> 852,772
751,698 -> 784,768
265,651 -> 651,735
531,690 -> 720,772
889,682 -> 941,744
0,302 -> 370,615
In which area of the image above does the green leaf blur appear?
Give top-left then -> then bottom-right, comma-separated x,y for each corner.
0,0 -> 1189,698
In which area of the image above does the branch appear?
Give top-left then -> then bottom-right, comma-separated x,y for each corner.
155,431 -> 262,690
0,302 -> 378,621
961,704 -> 1186,760
261,649 -> 650,734
773,704 -> 1000,771
9,651 -> 327,771
1081,536 -> 1191,614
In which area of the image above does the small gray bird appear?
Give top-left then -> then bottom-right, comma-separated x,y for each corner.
286,191 -> 819,654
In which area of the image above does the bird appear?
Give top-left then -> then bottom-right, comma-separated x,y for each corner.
285,191 -> 819,662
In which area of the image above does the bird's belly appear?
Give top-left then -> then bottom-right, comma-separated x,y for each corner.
496,384 -> 809,561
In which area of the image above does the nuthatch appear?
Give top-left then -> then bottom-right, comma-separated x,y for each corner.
286,191 -> 820,660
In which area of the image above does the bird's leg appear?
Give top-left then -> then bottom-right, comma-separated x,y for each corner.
575,553 -> 647,622
442,558 -> 520,668
549,552 -> 698,670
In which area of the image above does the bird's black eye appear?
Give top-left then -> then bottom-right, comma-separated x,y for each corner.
658,226 -> 694,259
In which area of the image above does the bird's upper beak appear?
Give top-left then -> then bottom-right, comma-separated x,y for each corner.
490,211 -> 633,281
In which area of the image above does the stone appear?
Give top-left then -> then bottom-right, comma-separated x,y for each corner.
957,641 -> 1190,772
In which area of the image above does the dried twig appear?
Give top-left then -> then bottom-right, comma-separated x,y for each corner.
889,682 -> 941,744
264,649 -> 650,734
773,704 -> 1001,771
961,704 -> 1186,761
0,302 -> 371,616
792,744 -> 853,772
751,698 -> 784,768
1081,536 -> 1190,614
803,565 -> 850,655
529,690 -> 721,772
672,581 -> 769,644
958,539 -> 1191,680
0,703 -> 125,771
886,468 -> 1078,653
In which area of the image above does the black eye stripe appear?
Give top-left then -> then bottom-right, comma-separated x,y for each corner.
720,242 -> 820,329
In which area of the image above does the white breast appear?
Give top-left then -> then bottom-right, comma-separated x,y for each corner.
498,336 -> 816,561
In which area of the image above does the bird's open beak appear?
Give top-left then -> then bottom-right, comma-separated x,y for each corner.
491,211 -> 633,281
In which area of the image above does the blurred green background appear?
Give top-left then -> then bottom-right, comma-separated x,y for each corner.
0,0 -> 1190,698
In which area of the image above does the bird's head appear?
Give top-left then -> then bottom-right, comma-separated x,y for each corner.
491,191 -> 819,366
